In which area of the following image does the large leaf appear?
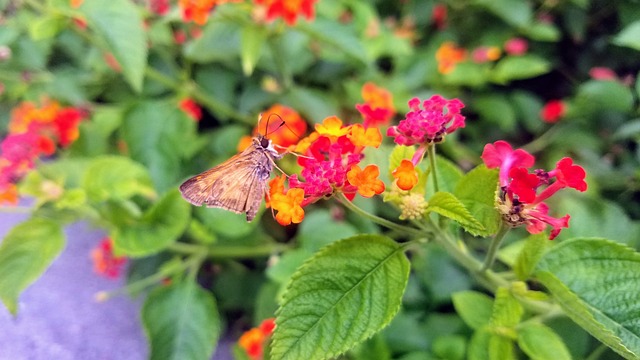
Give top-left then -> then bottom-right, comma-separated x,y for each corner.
533,238 -> 640,359
0,218 -> 64,314
453,165 -> 500,236
113,190 -> 190,257
490,55 -> 551,84
452,291 -> 494,330
80,0 -> 147,92
612,20 -> 640,51
517,322 -> 572,360
271,235 -> 410,360
142,281 -> 221,360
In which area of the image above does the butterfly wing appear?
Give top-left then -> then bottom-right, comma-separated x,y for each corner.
179,144 -> 273,221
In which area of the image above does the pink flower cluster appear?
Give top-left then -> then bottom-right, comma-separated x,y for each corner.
387,95 -> 465,146
482,140 -> 587,239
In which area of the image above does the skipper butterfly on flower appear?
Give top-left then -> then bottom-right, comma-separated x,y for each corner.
179,117 -> 284,222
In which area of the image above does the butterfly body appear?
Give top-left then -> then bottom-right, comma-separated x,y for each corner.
180,135 -> 282,221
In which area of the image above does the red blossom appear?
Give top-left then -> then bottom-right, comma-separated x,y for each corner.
90,237 -> 127,279
540,100 -> 566,123
504,38 -> 528,56
481,140 -> 535,187
149,0 -> 171,15
179,98 -> 202,121
589,67 -> 617,81
431,4 -> 447,29
254,0 -> 317,26
355,82 -> 396,128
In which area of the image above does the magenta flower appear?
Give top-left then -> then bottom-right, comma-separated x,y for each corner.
482,140 -> 587,240
387,95 -> 466,146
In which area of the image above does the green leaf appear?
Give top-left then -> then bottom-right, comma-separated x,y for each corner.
195,206 -> 259,239
534,238 -> 640,359
443,62 -> 489,87
297,210 -> 359,252
491,55 -> 551,84
473,0 -> 532,27
142,281 -> 221,360
272,235 -> 410,360
488,335 -> 515,360
282,86 -> 340,123
80,0 -> 147,92
240,25 -> 267,76
613,20 -> 640,51
574,80 -> 634,115
184,20 -> 241,63
517,323 -> 572,360
412,244 -> 472,305
28,14 -> 64,40
452,291 -> 494,330
453,165 -> 500,236
82,156 -> 155,202
122,101 -> 197,192
490,287 -> 523,329
473,94 -> 517,133
71,105 -> 123,156
426,156 -> 464,196
299,19 -> 368,64
513,233 -> 549,280
0,218 -> 65,314
468,329 -> 491,360
520,22 -> 561,41
432,335 -> 466,360
427,192 -> 485,236
113,190 -> 190,257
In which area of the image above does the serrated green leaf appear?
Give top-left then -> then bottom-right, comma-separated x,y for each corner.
427,192 -> 485,235
491,56 -> 551,84
452,291 -> 494,330
488,335 -> 515,360
517,323 -> 572,360
82,156 -> 155,202
513,233 -> 549,280
80,0 -> 147,92
613,20 -> 640,51
0,218 -> 65,314
533,238 -> 640,359
113,190 -> 190,257
142,281 -> 221,360
272,235 -> 410,360
241,25 -> 267,76
453,165 -> 500,236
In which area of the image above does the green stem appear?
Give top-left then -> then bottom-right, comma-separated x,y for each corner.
480,222 -> 510,272
336,193 -> 424,237
585,344 -> 608,360
95,255 -> 201,301
168,241 -> 290,258
428,144 -> 439,193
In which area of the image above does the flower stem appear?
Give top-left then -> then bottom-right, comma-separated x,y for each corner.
428,144 -> 439,192
336,193 -> 424,237
480,222 -> 510,272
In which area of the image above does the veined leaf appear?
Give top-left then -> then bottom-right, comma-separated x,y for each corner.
142,281 -> 221,360
0,218 -> 64,314
427,192 -> 485,236
534,238 -> 640,359
452,291 -> 494,330
271,235 -> 410,360
513,233 -> 549,280
517,322 -> 572,360
80,0 -> 147,92
82,156 -> 155,202
453,165 -> 500,236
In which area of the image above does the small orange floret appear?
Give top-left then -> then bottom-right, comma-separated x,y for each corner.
0,184 -> 19,206
435,41 -> 467,74
362,82 -> 395,112
238,328 -> 264,359
347,165 -> 385,198
260,104 -> 307,149
348,124 -> 382,148
266,174 -> 287,208
271,188 -> 305,225
392,160 -> 418,191
294,131 -> 319,153
315,116 -> 350,139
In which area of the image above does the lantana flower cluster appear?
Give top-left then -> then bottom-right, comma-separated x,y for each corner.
238,318 -> 276,360
0,100 -> 86,205
435,37 -> 529,74
268,116 -> 385,226
482,140 -> 587,239
91,237 -> 127,279
177,0 -> 317,26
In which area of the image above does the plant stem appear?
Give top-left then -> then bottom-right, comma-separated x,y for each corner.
168,241 -> 290,258
585,344 -> 608,360
480,222 -> 510,272
428,144 -> 439,192
336,193 -> 424,237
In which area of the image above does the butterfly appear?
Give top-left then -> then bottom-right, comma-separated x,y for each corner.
179,134 -> 283,222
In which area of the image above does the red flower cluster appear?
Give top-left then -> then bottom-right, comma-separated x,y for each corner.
0,100 -> 86,205
254,0 -> 317,26
482,140 -> 587,239
178,0 -> 240,25
179,98 -> 203,122
269,116 -> 385,225
238,318 -> 276,360
540,100 -> 566,123
90,237 -> 127,279
355,82 -> 396,128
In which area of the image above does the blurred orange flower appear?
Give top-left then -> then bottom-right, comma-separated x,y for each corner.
356,82 -> 396,128
435,42 -> 467,74
238,318 -> 276,360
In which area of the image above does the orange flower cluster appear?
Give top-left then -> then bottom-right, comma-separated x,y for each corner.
238,318 -> 276,360
254,0 -> 317,26
435,42 -> 467,74
178,0 -> 240,25
238,104 -> 308,152
356,82 -> 396,128
392,159 -> 418,191
0,100 -> 86,205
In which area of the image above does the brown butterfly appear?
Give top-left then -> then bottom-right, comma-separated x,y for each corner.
179,134 -> 283,222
